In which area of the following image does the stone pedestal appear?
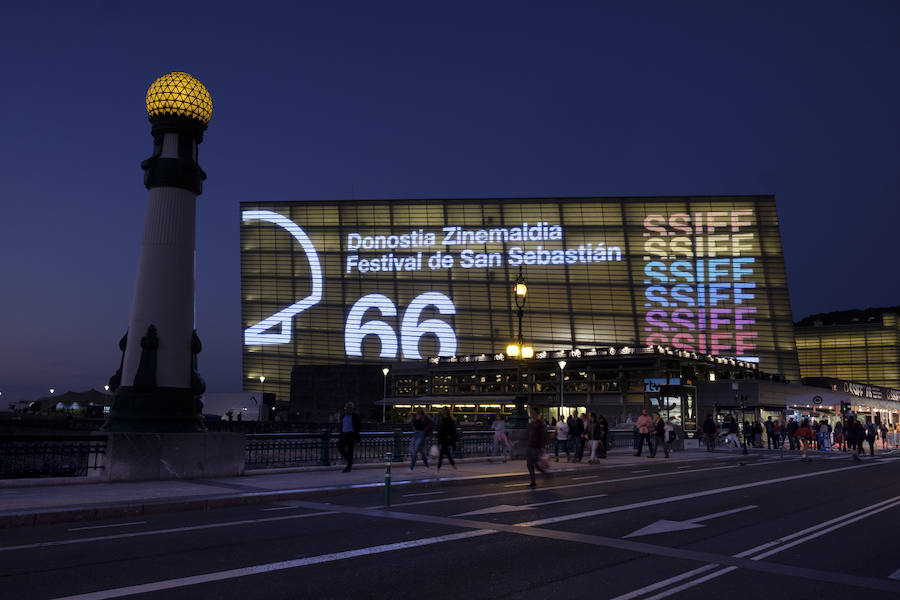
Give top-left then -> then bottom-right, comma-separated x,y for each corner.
105,432 -> 244,481
507,427 -> 530,460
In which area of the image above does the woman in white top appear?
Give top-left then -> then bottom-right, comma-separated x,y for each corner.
555,417 -> 570,461
491,414 -> 510,462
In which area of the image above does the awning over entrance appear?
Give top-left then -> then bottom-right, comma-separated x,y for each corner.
785,389 -> 852,407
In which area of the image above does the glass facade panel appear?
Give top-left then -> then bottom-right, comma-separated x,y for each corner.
240,196 -> 800,402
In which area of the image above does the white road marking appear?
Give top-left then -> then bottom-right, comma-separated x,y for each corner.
0,511 -> 336,553
676,466 -> 693,469
503,482 -> 532,487
613,495 -> 900,600
571,475 -> 600,480
385,463 -> 743,509
889,568 -> 900,580
67,522 -> 146,532
518,458 -> 898,528
453,494 -> 608,517
623,505 -> 757,538
402,491 -> 446,498
45,529 -> 495,600
0,462 -> 738,553
631,470 -> 650,473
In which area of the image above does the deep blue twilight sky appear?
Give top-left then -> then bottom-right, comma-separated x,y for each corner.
1,1 -> 898,401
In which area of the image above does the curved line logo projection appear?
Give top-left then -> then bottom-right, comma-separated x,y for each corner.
242,210 -> 323,345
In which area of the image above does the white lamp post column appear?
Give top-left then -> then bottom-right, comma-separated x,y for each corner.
558,360 -> 567,417
382,367 -> 390,424
104,72 -> 213,432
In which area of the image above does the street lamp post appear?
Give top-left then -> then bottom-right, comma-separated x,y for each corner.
558,360 -> 567,417
381,367 -> 390,424
259,375 -> 265,421
506,266 -> 532,429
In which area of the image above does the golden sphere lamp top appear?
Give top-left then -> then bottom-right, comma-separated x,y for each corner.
145,72 -> 212,125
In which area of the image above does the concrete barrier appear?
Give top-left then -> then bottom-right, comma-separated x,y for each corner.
105,432 -> 245,481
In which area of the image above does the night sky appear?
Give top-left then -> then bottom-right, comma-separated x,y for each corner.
2,1 -> 898,402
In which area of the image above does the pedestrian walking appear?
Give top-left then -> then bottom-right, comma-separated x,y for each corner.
773,419 -> 782,449
833,420 -> 845,451
752,421 -> 763,447
436,408 -> 458,471
409,408 -> 431,471
571,412 -> 586,462
555,415 -> 570,461
597,414 -> 609,458
634,409 -> 653,456
865,421 -> 878,456
702,414 -> 717,452
651,412 -> 668,458
794,418 -> 814,461
665,417 -> 677,454
786,418 -> 799,450
526,407 -> 549,487
491,414 -> 510,461
765,417 -> 776,449
724,415 -> 741,448
337,402 -> 361,472
880,422 -> 888,449
846,416 -> 865,461
586,412 -> 603,463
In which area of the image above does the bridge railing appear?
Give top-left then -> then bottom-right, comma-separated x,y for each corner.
0,435 -> 106,479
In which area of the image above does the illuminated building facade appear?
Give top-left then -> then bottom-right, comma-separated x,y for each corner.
795,307 -> 900,388
240,195 -> 800,412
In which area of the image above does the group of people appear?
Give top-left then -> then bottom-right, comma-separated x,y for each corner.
700,412 -> 888,461
550,412 -> 610,463
634,409 -> 677,458
408,407 -> 460,472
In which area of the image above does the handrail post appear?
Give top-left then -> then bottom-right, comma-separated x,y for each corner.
318,429 -> 331,466
384,451 -> 392,507
392,428 -> 403,462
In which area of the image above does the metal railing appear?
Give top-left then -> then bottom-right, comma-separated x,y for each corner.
246,430 -> 502,469
0,435 -> 106,479
246,428 -> 637,469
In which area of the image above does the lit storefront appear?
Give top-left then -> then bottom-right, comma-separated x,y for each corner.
382,345 -> 764,438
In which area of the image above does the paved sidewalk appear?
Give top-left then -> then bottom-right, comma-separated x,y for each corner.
0,449 -> 747,528
2,446 -> 893,528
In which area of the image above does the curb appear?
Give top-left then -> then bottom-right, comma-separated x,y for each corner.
0,452 -> 758,529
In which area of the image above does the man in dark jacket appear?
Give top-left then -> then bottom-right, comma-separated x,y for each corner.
338,402 -> 362,472
702,414 -> 717,452
571,413 -> 586,462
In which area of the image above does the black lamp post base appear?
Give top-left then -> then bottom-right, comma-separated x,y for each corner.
508,395 -> 530,429
102,386 -> 206,432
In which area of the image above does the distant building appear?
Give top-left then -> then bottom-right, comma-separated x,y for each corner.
795,306 -> 900,388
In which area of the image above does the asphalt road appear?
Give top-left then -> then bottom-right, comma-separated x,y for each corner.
3,453 -> 900,600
